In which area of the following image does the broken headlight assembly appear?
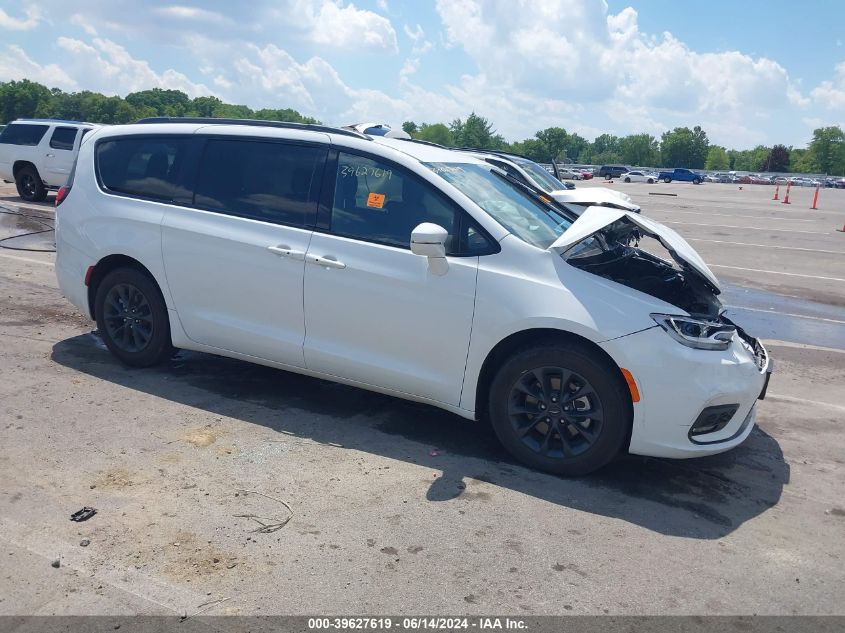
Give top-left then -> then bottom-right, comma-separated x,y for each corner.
650,313 -> 736,351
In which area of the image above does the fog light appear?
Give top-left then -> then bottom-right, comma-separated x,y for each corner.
689,404 -> 739,437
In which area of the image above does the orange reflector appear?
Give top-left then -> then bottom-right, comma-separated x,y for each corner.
620,368 -> 640,403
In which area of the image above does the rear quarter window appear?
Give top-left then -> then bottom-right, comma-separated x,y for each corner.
96,136 -> 191,202
0,124 -> 50,146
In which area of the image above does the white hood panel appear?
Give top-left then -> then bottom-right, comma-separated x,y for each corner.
549,206 -> 721,290
551,187 -> 640,212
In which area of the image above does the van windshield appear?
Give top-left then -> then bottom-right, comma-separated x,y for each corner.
424,161 -> 573,249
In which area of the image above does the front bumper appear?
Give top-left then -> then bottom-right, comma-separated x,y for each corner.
600,325 -> 771,459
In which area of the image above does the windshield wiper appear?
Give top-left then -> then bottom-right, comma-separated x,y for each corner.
490,169 -> 576,221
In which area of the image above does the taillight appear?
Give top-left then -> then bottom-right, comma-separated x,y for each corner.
56,186 -> 70,206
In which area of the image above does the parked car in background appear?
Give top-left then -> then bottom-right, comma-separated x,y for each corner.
55,118 -> 770,475
773,176 -> 789,185
460,150 -> 639,211
579,169 -> 594,180
704,174 -> 721,183
622,170 -> 657,184
597,165 -> 629,179
657,168 -> 704,184
557,167 -> 583,180
0,119 -> 100,201
834,178 -> 845,189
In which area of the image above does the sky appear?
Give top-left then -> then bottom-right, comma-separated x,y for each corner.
0,0 -> 843,149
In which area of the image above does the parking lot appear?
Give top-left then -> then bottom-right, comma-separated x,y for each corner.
1,179 -> 843,616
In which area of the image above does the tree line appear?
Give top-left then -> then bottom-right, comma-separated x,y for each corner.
2,79 -> 843,175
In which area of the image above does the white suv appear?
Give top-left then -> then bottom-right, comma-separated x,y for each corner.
55,118 -> 771,475
0,119 -> 100,201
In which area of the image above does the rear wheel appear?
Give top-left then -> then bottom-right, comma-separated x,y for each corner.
15,165 -> 47,202
624,177 -> 631,183
488,342 -> 631,476
94,268 -> 173,367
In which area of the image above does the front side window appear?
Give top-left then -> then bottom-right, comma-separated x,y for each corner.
426,162 -> 575,250
511,156 -> 568,192
0,124 -> 49,146
330,152 -> 493,255
97,137 -> 190,202
194,139 -> 325,226
50,127 -> 78,151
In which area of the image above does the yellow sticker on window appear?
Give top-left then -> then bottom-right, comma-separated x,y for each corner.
367,193 -> 386,209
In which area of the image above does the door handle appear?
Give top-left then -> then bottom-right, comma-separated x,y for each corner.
305,254 -> 346,269
267,244 -> 305,260
46,153 -> 55,158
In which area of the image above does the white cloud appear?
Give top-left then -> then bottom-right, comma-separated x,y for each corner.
0,45 -> 78,89
811,61 -> 845,110
49,36 -> 211,97
277,0 -> 398,52
433,0 -> 810,145
0,7 -> 42,30
70,14 -> 98,36
152,6 -> 231,24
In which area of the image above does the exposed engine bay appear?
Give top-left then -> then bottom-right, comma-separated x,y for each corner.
568,235 -> 723,319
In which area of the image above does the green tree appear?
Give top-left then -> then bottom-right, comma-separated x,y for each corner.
761,144 -> 790,172
618,133 -> 660,166
808,126 -> 845,175
660,126 -> 709,168
415,122 -> 453,146
125,88 -> 190,117
704,146 -> 730,170
402,121 -> 418,135
0,79 -> 52,123
450,112 -> 496,148
533,127 -> 570,163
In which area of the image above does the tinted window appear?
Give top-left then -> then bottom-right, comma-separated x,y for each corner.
97,137 -> 190,202
50,127 -> 78,150
194,139 -> 324,227
331,153 -> 493,255
0,124 -> 49,146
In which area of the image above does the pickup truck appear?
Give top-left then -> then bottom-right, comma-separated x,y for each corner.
0,119 -> 99,201
657,168 -> 704,184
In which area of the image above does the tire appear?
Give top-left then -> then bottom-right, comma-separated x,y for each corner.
663,177 -> 671,183
15,164 -> 47,202
647,178 -> 654,184
605,174 -> 612,180
692,177 -> 701,185
624,177 -> 631,183
94,267 -> 173,367
487,341 -> 631,476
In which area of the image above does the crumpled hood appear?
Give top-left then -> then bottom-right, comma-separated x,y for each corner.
549,206 -> 721,291
550,187 -> 640,213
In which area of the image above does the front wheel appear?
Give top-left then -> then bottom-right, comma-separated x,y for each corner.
488,342 -> 631,476
15,165 -> 47,202
663,177 -> 671,183
648,178 -> 654,184
692,177 -> 701,184
95,268 -> 173,367
624,177 -> 631,183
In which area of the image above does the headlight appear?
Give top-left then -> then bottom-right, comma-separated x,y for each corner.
650,313 -> 736,350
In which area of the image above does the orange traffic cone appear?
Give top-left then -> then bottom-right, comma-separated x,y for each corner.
811,184 -> 820,209
782,182 -> 791,204
773,184 -> 780,200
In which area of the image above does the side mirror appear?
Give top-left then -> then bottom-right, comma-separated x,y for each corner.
410,222 -> 449,275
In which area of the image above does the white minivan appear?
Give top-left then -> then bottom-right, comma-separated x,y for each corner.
55,118 -> 771,475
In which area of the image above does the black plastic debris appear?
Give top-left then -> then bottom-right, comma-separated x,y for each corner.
70,507 -> 97,522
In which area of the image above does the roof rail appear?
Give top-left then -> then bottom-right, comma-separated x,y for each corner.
135,117 -> 368,139
15,118 -> 99,126
397,137 -> 448,149
454,146 -> 528,160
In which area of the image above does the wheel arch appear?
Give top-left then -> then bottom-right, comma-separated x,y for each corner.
86,254 -> 161,319
12,160 -> 38,178
473,327 -> 632,423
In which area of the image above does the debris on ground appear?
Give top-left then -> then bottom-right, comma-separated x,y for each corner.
234,489 -> 293,533
51,558 -> 60,568
80,539 -> 90,547
70,507 -> 97,522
